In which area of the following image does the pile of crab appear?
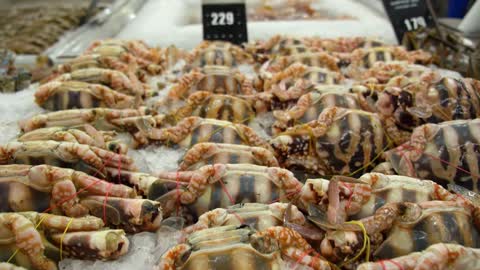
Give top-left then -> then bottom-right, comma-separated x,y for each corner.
1,36 -> 480,270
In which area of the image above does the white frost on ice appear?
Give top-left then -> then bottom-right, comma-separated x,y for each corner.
249,112 -> 275,139
128,145 -> 185,174
0,84 -> 45,144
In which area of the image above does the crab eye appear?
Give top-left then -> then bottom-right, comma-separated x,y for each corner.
177,249 -> 192,266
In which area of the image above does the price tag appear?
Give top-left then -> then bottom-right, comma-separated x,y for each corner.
382,0 -> 434,42
202,0 -> 248,45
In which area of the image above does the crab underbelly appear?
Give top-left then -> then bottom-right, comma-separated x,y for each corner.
182,244 -> 281,270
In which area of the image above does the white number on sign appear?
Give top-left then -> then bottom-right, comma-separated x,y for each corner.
403,16 -> 427,31
211,12 -> 234,26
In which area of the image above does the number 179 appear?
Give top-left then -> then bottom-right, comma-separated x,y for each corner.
404,16 -> 427,31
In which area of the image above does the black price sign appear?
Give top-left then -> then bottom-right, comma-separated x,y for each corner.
382,0 -> 434,42
202,0 -> 248,45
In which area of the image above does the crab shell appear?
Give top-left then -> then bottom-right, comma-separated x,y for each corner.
185,43 -> 254,70
35,81 -> 137,111
376,77 -> 480,135
168,65 -> 256,100
157,225 -> 330,270
272,91 -> 366,134
18,126 -> 128,155
305,37 -> 384,53
374,201 -> 480,259
270,107 -> 391,177
299,173 -> 464,223
261,51 -> 340,77
178,143 -> 279,171
18,107 -> 156,133
386,118 -> 480,192
318,200 -> 479,264
182,203 -> 307,235
151,164 -> 303,219
263,63 -> 344,92
51,67 -> 153,99
0,140 -> 137,181
0,212 -> 129,270
134,116 -> 272,151
172,91 -> 256,124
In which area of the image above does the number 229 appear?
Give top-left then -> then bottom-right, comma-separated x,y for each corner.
211,12 -> 234,26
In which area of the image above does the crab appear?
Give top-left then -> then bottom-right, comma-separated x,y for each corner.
243,35 -> 307,56
184,41 -> 255,69
181,203 -> 308,235
304,37 -> 385,53
50,68 -> 153,98
167,65 -> 256,100
375,77 -> 480,145
0,141 -> 137,181
316,200 -> 480,265
271,91 -> 368,134
85,39 -> 163,64
19,107 -> 163,134
0,212 -> 129,270
357,243 -> 480,270
261,52 -> 340,76
402,24 -> 478,79
299,173 -> 466,225
52,53 -> 163,82
132,116 -> 272,150
0,164 -> 162,232
343,46 -> 432,79
262,63 -> 344,92
382,118 -> 480,192
157,225 -> 332,270
149,164 -> 303,219
170,91 -> 256,124
178,142 -> 279,170
35,81 -> 139,111
270,107 -> 392,177
18,125 -> 128,154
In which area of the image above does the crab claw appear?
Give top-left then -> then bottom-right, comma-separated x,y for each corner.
50,229 -> 129,260
80,196 -> 162,233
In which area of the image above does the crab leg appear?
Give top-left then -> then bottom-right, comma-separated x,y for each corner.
21,212 -> 104,231
156,244 -> 190,270
156,164 -> 303,205
79,196 -> 162,232
251,226 -> 332,270
179,143 -> 279,170
0,213 -> 57,270
35,81 -> 137,110
49,229 -> 129,260
168,71 -> 205,100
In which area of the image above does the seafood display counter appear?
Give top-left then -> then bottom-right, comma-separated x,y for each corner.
0,34 -> 479,270
117,0 -> 398,49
